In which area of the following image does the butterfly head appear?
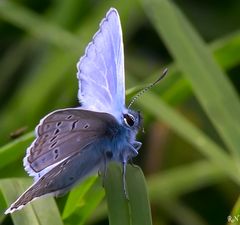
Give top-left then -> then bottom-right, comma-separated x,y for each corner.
123,109 -> 142,132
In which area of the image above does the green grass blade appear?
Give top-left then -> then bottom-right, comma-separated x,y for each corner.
105,163 -> 152,225
0,178 -> 63,225
0,1 -> 80,52
148,160 -> 226,202
163,199 -> 208,225
73,180 -> 105,225
126,165 -> 153,225
227,197 -> 240,225
212,30 -> 240,70
62,176 -> 98,219
0,132 -> 34,171
105,163 -> 131,225
141,0 -> 240,157
128,29 -> 240,107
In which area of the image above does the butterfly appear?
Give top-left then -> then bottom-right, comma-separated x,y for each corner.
5,8 -> 143,214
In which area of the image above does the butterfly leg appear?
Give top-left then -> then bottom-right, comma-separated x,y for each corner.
133,141 -> 142,151
127,142 -> 142,168
100,153 -> 108,188
100,150 -> 113,187
128,141 -> 142,158
122,159 -> 129,200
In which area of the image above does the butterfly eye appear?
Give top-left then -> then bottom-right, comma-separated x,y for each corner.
123,114 -> 135,127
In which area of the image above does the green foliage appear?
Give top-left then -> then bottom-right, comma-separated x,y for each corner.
0,0 -> 240,224
0,179 -> 63,225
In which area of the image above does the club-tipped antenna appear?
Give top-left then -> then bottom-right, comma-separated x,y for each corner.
128,68 -> 168,109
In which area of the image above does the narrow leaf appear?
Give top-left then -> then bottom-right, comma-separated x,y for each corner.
0,178 -> 63,225
62,176 -> 98,219
105,163 -> 152,225
0,132 -> 34,170
141,0 -> 240,157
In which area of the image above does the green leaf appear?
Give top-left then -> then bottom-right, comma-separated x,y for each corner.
0,1 -> 80,52
0,132 -> 34,170
0,178 -> 63,225
227,197 -> 240,225
62,176 -> 98,219
73,180 -> 105,225
105,163 -> 152,225
212,30 -> 240,70
148,160 -> 226,202
126,165 -> 153,225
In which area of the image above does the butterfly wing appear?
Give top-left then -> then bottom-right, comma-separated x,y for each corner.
5,143 -> 104,214
24,109 -> 118,181
6,7 -> 130,214
77,8 -> 126,121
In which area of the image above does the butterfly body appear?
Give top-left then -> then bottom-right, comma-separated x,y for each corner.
5,8 -> 143,214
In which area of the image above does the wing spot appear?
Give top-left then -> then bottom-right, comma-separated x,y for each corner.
54,154 -> 59,160
54,129 -> 60,135
54,148 -> 59,159
62,160 -> 68,166
69,176 -> 74,181
84,124 -> 89,129
57,121 -> 62,127
71,120 -> 78,130
50,141 -> 57,148
50,136 -> 57,142
66,115 -> 73,120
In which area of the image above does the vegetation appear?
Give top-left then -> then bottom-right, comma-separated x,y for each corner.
0,0 -> 240,224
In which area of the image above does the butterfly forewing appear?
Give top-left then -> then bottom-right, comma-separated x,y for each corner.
24,109 -> 118,179
77,8 -> 125,121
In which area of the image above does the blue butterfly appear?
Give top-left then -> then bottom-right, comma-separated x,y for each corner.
5,8 -> 142,214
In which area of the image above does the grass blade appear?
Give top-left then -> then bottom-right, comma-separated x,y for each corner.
105,163 -> 152,225
0,132 -> 34,171
62,176 -> 98,219
105,163 -> 130,225
126,165 -> 153,225
141,0 -> 240,157
0,178 -> 63,225
63,177 -> 105,225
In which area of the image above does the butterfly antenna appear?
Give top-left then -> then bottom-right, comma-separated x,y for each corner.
128,68 -> 168,109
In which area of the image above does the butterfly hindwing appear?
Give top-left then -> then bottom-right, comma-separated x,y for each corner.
6,142 -> 104,214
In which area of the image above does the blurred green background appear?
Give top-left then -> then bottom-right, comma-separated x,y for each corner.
1,0 -> 240,224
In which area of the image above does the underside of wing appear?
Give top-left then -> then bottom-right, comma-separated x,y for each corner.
77,8 -> 126,121
6,143 -> 104,214
24,108 -> 119,180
